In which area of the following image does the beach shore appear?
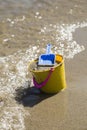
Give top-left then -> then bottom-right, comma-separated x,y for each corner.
23,27 -> 87,130
0,0 -> 87,130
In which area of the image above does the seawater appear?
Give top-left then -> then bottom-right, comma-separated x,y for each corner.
0,0 -> 87,130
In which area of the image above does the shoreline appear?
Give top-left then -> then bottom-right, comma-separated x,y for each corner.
24,27 -> 87,130
0,0 -> 87,129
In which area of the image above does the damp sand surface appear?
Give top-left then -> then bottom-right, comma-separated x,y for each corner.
0,0 -> 87,130
24,28 -> 87,130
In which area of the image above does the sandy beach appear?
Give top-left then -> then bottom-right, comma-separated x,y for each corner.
24,27 -> 87,130
0,0 -> 87,130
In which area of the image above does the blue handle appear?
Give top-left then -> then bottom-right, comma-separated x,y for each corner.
46,44 -> 52,54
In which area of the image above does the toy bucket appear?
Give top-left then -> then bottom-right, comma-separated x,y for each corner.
28,55 -> 66,94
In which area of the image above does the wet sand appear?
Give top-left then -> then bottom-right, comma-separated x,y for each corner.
23,28 -> 87,130
0,0 -> 87,130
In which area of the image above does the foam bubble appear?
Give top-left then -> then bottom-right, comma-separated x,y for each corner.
39,21 -> 86,58
0,21 -> 87,130
0,106 -> 29,130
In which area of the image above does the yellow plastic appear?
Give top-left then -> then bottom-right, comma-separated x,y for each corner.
56,54 -> 63,62
28,55 -> 66,94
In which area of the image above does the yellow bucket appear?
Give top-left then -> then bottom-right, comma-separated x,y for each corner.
28,55 -> 66,94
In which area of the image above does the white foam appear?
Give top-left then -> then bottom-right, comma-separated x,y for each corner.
39,21 -> 86,58
0,21 -> 87,130
0,106 -> 29,130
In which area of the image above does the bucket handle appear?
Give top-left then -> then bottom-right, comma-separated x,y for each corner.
33,68 -> 54,89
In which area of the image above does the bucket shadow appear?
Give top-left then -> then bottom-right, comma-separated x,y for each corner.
15,86 -> 56,107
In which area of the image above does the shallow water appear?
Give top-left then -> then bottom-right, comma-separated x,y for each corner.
0,0 -> 87,130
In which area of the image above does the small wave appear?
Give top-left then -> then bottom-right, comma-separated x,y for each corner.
0,21 -> 87,130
